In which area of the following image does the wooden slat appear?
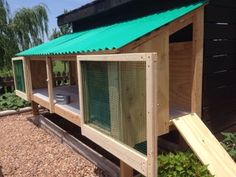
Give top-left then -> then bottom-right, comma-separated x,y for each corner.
204,54 -> 236,74
205,5 -> 236,23
205,23 -> 236,40
204,70 -> 236,89
203,85 -> 236,107
209,0 -> 236,8
172,114 -> 236,177
204,40 -> 236,57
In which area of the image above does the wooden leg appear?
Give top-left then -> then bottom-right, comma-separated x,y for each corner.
32,101 -> 39,115
120,161 -> 133,177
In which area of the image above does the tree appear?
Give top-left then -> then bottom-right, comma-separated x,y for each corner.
0,0 -> 18,69
0,0 -> 49,69
49,9 -> 72,40
11,4 -> 49,50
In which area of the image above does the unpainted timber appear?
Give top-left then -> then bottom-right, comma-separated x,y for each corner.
172,113 -> 236,177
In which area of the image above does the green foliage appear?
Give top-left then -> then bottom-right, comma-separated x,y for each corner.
53,61 -> 69,74
0,92 -> 30,111
157,151 -> 213,177
0,67 -> 12,77
221,132 -> 236,161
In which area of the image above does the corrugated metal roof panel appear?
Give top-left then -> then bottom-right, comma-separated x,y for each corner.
17,0 -> 206,56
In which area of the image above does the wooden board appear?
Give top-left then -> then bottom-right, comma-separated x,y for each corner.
172,113 -> 236,177
30,60 -> 47,89
205,5 -> 236,23
127,30 -> 170,136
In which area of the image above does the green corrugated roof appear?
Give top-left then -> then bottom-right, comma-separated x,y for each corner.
17,1 -> 206,56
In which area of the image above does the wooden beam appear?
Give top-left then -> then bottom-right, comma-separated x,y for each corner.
82,124 -> 147,175
54,104 -> 81,127
46,57 -> 54,113
191,8 -> 204,116
31,94 -> 50,109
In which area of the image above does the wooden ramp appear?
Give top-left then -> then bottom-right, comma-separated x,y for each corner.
171,113 -> 236,177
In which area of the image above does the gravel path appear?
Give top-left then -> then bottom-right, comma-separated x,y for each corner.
0,113 -> 106,177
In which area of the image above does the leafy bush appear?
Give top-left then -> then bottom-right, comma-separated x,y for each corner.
0,67 -> 13,77
158,151 -> 213,177
0,92 -> 30,111
221,132 -> 236,161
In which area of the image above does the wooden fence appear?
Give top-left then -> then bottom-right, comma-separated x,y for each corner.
202,0 -> 236,132
0,71 -> 70,95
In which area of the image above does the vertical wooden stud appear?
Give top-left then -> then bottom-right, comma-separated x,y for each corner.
25,57 -> 32,100
146,54 -> 158,177
155,30 -> 169,136
32,101 -> 39,115
46,57 -> 54,113
120,161 -> 133,177
192,8 -> 204,116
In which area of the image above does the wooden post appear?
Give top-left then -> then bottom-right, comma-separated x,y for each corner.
120,161 -> 133,177
46,57 -> 54,113
191,8 -> 204,117
32,101 -> 39,115
146,54 -> 158,177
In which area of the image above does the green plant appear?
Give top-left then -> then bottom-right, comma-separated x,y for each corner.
157,151 -> 213,177
221,132 -> 236,161
0,67 -> 13,77
0,92 -> 30,111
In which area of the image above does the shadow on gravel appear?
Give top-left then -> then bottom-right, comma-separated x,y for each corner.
0,165 -> 4,177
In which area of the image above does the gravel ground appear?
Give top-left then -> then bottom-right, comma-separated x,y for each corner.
0,112 -> 106,177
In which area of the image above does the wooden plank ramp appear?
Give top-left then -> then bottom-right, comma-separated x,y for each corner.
171,113 -> 236,177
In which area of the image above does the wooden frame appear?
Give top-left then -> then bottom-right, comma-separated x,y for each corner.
77,53 -> 158,176
12,57 -> 31,101
46,57 -> 54,113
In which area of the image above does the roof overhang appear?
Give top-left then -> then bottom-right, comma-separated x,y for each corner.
57,0 -> 135,26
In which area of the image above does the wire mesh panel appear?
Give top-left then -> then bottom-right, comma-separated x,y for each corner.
13,60 -> 25,92
78,53 -> 158,176
81,61 -> 147,149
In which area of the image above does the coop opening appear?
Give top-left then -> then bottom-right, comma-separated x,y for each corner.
169,24 -> 193,118
52,60 -> 79,113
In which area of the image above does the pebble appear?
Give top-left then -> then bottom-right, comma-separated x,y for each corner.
0,113 -> 107,177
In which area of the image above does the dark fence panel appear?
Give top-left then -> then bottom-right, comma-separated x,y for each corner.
203,0 -> 236,130
0,77 -> 15,95
205,5 -> 236,23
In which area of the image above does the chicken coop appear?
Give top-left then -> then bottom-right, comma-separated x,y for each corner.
12,0 -> 236,176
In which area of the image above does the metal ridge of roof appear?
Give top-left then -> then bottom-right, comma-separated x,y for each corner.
17,0 -> 207,57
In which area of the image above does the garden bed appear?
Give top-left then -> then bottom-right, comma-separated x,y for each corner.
0,112 -> 107,177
